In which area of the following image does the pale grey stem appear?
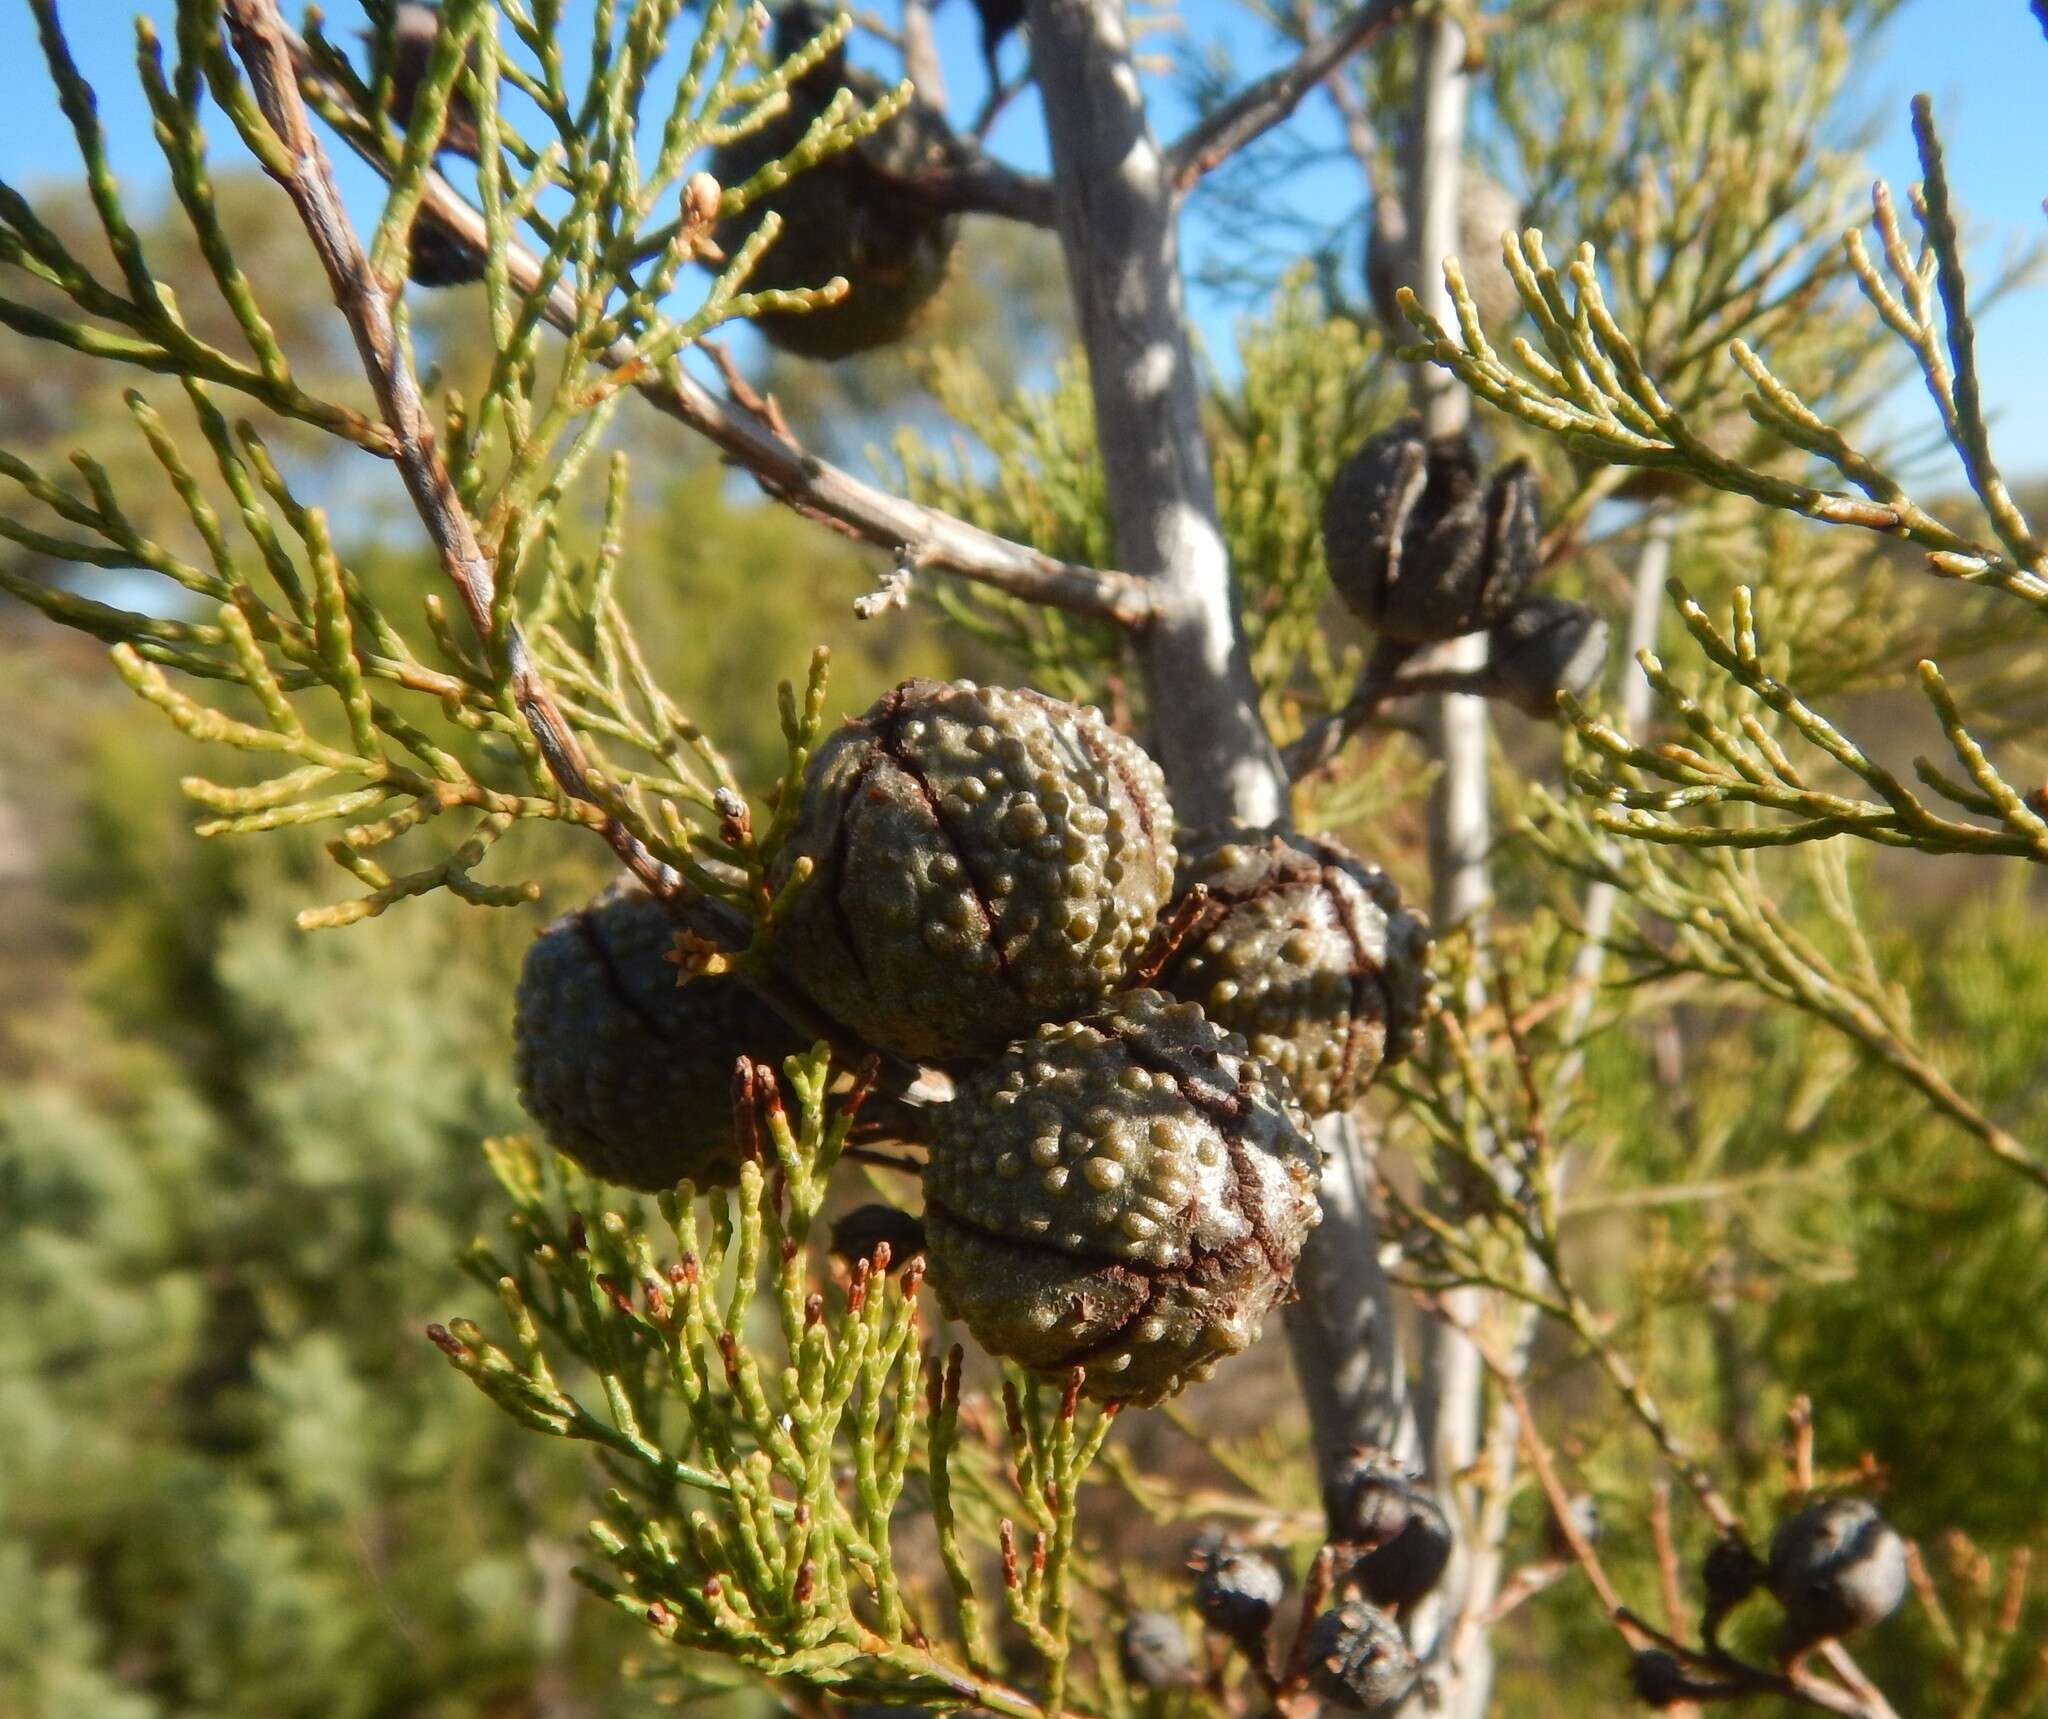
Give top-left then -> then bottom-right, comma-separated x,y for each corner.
1027,0 -> 1419,1514
1329,63 -> 1404,287
1414,631 -> 1494,1717
1290,1112 -> 1420,1480
1403,11 -> 1472,440
1396,11 -> 1496,1713
899,0 -> 947,106
1442,514 -> 1681,1716
1557,509 -> 1676,1072
1024,0 -> 1286,830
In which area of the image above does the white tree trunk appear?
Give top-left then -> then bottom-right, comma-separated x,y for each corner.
1024,0 -> 1286,832
1025,0 -> 1420,1516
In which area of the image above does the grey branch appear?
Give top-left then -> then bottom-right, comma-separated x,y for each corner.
1168,0 -> 1418,193
1285,644 -> 1497,779
1027,0 -> 1417,1546
898,154 -> 1057,226
279,32 -> 1150,629
1027,0 -> 1286,829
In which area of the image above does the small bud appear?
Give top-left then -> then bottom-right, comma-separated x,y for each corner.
683,170 -> 723,228
1485,595 -> 1610,716
1767,1497 -> 1907,1653
1117,1610 -> 1196,1690
1191,1537 -> 1285,1650
1304,1599 -> 1419,1715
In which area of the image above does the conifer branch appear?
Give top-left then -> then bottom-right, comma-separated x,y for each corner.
221,0 -> 730,925
273,23 -> 1154,629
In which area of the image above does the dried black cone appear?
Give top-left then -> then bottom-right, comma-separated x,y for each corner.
1767,1498 -> 1907,1653
708,4 -> 966,358
1322,419 -> 1542,646
1305,1599 -> 1419,1715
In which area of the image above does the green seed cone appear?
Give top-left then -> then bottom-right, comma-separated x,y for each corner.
921,989 -> 1321,1404
1154,829 -> 1429,1115
513,883 -> 806,1191
766,679 -> 1176,1061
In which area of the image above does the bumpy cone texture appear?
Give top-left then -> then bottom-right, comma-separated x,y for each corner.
1154,830 -> 1429,1115
921,990 -> 1321,1403
1767,1497 -> 1907,1651
709,6 -> 963,359
1323,420 -> 1541,644
768,680 -> 1176,1060
1305,1600 -> 1419,1715
513,883 -> 806,1190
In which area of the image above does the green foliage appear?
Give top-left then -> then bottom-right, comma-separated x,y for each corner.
438,1058 -> 1125,1717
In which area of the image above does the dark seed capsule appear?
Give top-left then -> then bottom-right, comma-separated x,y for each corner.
707,4 -> 966,358
1364,169 -> 1524,335
1701,1534 -> 1765,1613
1767,1497 -> 1907,1652
1350,1491 -> 1453,1613
1191,1540 -> 1286,1649
513,880 -> 805,1191
1305,1599 -> 1419,1715
1153,832 -> 1430,1117
828,1204 -> 927,1270
766,680 -> 1176,1061
922,991 -> 1321,1404
1485,595 -> 1610,716
1628,1649 -> 1694,1708
1323,420 -> 1542,646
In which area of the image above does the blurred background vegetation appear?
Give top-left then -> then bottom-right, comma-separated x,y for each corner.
1,2 -> 2044,1715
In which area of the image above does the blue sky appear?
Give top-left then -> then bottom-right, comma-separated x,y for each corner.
3,1 -> 2044,477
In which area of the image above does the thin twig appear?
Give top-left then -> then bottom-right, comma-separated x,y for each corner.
1285,654 -> 1495,778
279,29 -> 1155,630
1168,0 -> 1418,193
